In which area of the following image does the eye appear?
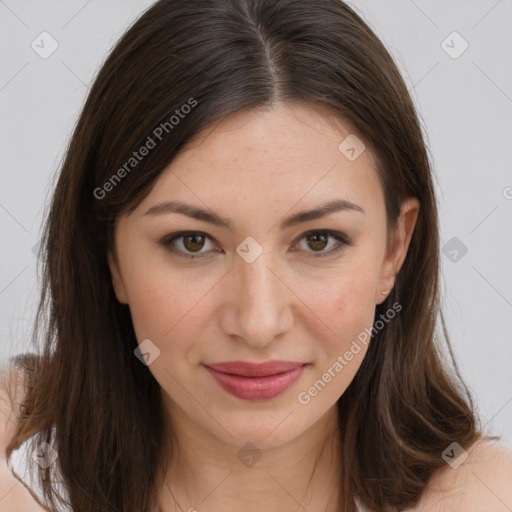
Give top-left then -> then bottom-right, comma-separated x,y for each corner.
160,229 -> 351,259
291,230 -> 351,257
160,231 -> 218,258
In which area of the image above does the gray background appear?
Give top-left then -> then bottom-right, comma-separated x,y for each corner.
1,1 -> 511,445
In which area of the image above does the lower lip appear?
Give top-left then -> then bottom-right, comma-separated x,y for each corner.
204,364 -> 307,401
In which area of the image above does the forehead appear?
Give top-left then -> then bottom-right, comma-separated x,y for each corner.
134,102 -> 383,222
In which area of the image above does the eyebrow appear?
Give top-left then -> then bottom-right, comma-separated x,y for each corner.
144,198 -> 364,230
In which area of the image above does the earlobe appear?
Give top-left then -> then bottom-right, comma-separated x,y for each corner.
107,251 -> 129,304
376,197 -> 420,304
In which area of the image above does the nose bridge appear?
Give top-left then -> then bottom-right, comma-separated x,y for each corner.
239,249 -> 277,299
228,248 -> 291,345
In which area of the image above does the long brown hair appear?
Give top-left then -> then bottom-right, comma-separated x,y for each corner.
3,0 -> 493,510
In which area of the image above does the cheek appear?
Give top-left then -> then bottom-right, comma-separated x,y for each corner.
295,261 -> 378,339
334,275 -> 377,330
121,257 -> 218,350
295,276 -> 377,406
294,256 -> 379,387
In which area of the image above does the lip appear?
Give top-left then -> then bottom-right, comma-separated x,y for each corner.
205,360 -> 306,377
204,360 -> 307,401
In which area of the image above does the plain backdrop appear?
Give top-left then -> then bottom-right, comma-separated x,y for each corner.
0,0 -> 511,446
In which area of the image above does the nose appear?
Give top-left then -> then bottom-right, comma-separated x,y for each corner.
220,250 -> 294,349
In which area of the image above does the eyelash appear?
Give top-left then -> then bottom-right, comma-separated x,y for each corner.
159,230 -> 352,259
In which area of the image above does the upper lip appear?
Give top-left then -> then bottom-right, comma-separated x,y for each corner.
204,360 -> 306,377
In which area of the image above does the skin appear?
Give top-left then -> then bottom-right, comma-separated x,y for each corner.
107,102 -> 419,512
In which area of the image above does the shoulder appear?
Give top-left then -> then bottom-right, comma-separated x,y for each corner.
0,360 -> 28,454
413,438 -> 512,511
0,360 -> 45,512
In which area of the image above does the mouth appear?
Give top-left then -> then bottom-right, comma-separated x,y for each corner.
203,360 -> 308,401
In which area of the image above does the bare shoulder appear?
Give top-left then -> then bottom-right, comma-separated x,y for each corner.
413,438 -> 512,512
0,361 -> 45,512
0,354 -> 39,448
0,361 -> 28,455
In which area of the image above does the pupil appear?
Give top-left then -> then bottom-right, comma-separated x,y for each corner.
185,234 -> 204,251
309,233 -> 327,251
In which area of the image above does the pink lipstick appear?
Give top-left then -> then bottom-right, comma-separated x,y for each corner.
204,360 -> 307,400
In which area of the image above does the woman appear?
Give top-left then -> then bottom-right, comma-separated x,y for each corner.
1,0 -> 511,511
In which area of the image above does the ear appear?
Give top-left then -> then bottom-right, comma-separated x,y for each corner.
107,250 -> 129,304
375,197 -> 420,304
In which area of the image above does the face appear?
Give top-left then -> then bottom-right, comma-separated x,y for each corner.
108,102 -> 419,451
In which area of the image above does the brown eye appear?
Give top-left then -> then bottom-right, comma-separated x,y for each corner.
182,233 -> 206,252
306,232 -> 329,251
161,229 -> 350,260
293,230 -> 351,257
160,231 -> 217,258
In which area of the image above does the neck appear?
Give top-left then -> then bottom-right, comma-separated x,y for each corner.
152,402 -> 342,512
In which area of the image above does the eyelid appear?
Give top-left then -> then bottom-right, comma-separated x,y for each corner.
159,231 -> 219,258
160,229 -> 351,258
294,230 -> 351,254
